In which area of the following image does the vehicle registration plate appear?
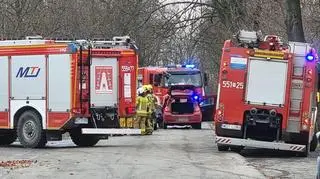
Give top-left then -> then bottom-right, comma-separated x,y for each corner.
221,124 -> 241,130
178,118 -> 188,122
180,99 -> 187,103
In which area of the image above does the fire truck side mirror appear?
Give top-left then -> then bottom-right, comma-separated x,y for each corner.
204,73 -> 208,86
154,74 -> 162,86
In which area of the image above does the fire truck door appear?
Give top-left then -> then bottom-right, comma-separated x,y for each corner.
90,58 -> 118,107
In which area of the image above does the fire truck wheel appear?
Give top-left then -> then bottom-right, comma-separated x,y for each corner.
0,132 -> 17,145
192,123 -> 202,129
298,144 -> 310,157
217,145 -> 229,151
310,133 -> 318,152
17,110 -> 47,148
69,128 -> 100,147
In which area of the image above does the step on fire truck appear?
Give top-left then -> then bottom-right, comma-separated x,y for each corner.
0,36 -> 140,148
138,65 -> 212,129
215,30 -> 319,156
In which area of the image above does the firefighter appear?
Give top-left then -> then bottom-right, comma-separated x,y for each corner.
146,85 -> 157,134
162,89 -> 170,111
135,87 -> 149,135
142,85 -> 152,135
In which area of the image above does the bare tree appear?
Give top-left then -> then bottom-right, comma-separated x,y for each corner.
0,0 -> 317,93
285,0 -> 305,42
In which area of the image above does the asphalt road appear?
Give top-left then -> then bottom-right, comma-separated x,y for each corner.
0,122 -> 318,179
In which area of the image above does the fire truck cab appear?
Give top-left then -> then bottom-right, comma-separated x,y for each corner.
215,30 -> 319,156
139,65 -> 209,129
0,36 -> 141,148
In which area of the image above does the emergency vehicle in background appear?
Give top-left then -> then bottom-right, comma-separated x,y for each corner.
0,36 -> 140,148
215,30 -> 319,156
138,65 -> 210,129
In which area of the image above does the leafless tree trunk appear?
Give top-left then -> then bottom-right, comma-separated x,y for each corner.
285,0 -> 305,42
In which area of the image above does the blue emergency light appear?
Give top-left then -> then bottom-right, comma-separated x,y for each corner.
185,64 -> 195,68
306,52 -> 315,61
167,64 -> 196,68
193,95 -> 199,100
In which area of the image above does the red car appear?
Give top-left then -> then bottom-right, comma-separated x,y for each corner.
162,85 -> 202,129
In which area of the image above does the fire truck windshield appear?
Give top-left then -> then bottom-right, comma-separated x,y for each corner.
164,72 -> 202,87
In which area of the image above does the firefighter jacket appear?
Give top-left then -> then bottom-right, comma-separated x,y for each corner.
147,93 -> 157,113
136,95 -> 150,117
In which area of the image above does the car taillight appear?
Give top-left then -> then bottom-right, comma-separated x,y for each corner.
194,104 -> 200,112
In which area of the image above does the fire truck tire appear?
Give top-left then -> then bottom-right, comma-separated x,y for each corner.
217,145 -> 229,151
298,144 -> 310,157
17,110 -> 47,148
192,123 -> 202,129
70,128 -> 100,147
0,132 -> 17,145
310,134 -> 318,152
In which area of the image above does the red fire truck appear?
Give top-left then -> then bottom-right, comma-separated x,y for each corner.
0,36 -> 140,148
215,30 -> 319,156
138,65 -> 210,129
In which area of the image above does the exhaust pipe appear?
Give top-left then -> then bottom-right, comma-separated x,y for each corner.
269,109 -> 277,117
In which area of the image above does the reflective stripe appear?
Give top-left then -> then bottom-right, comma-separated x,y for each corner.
147,94 -> 156,111
137,96 -> 149,111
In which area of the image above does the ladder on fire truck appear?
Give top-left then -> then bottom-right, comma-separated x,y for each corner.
287,42 -> 312,133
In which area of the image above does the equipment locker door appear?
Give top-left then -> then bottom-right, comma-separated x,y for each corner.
11,55 -> 46,99
245,58 -> 288,106
90,58 -> 118,107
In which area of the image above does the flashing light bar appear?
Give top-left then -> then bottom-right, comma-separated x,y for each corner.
166,64 -> 196,68
185,64 -> 195,68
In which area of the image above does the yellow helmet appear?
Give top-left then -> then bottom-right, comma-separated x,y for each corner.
142,85 -> 149,92
147,84 -> 153,91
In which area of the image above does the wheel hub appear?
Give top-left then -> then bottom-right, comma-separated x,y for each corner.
23,121 -> 36,139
